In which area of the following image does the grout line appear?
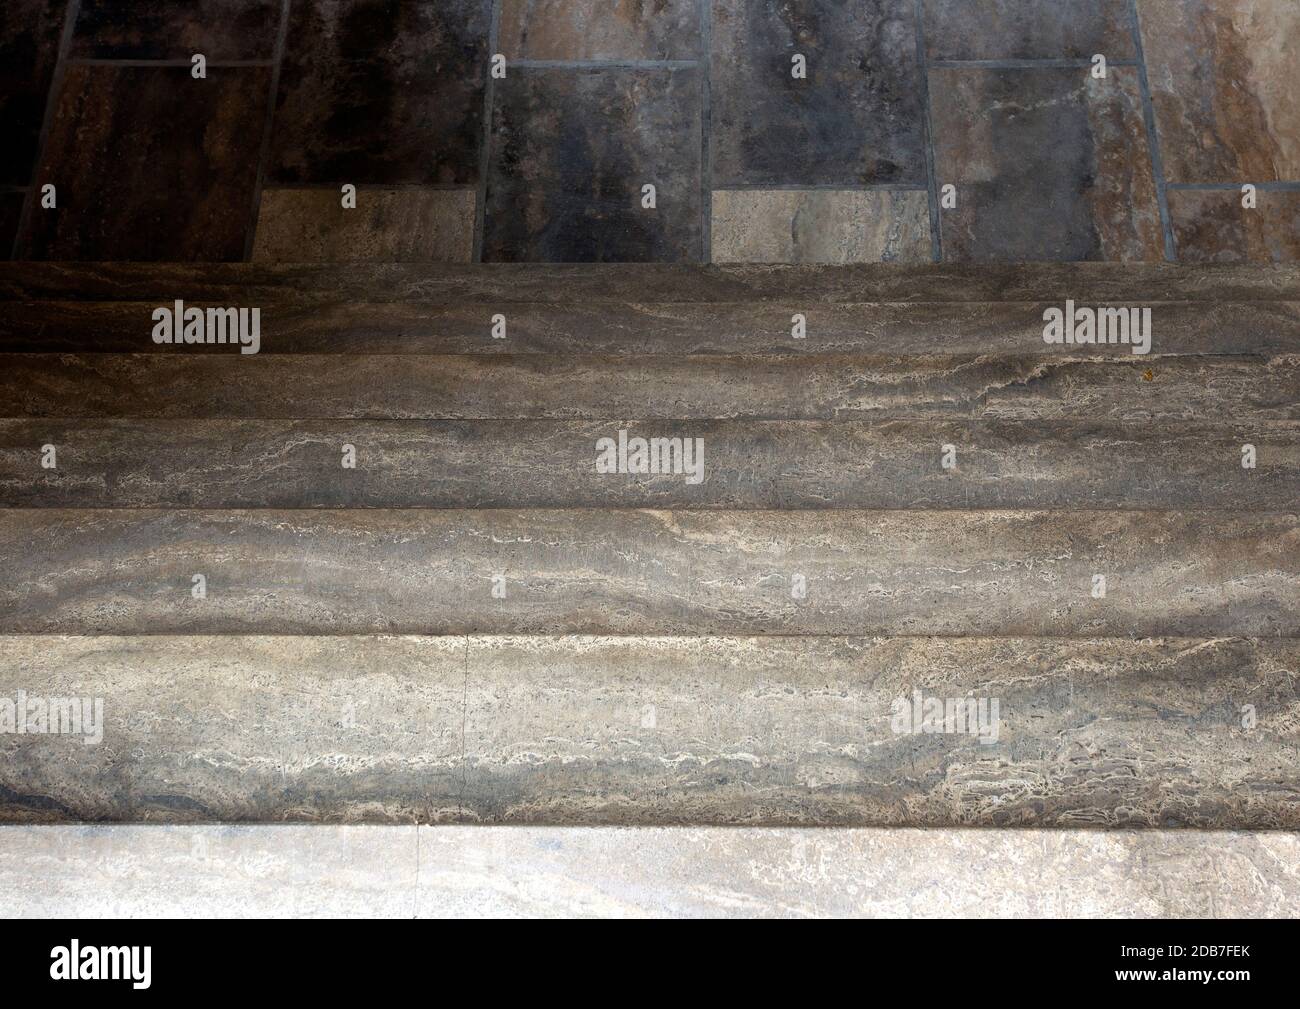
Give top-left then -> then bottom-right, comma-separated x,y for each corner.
511,58 -> 698,70
1127,0 -> 1177,262
699,0 -> 712,264
927,58 -> 1140,69
242,0 -> 293,263
68,58 -> 278,67
472,1 -> 503,264
715,183 -> 929,192
11,0 -> 81,261
912,0 -> 943,263
1168,182 -> 1300,191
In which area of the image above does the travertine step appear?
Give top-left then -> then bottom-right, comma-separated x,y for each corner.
1,635 -> 1295,827
1,509 -> 1295,636
4,353 -> 1297,420
2,299 -> 1297,355
2,419 -> 1296,509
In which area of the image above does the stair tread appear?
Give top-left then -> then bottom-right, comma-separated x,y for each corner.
3,418 -> 1296,509
3,633 -> 1294,827
2,509 -> 1295,636
3,299 -> 1298,354
4,353 -> 1295,420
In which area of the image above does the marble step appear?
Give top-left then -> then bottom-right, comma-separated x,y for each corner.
2,634 -> 1295,827
2,299 -> 1298,356
2,262 -> 1298,303
2,419 -> 1295,510
3,353 -> 1296,421
1,509 -> 1295,636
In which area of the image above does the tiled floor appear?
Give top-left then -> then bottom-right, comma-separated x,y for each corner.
1,0 -> 1296,262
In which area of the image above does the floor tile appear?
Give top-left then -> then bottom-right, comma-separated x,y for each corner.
1138,0 -> 1300,182
1170,187 -> 1300,262
923,0 -> 1134,60
483,68 -> 702,262
930,67 -> 1165,261
0,0 -> 68,186
0,191 -> 24,255
252,187 -> 476,261
70,0 -> 283,60
710,0 -> 927,186
711,188 -> 931,262
499,0 -> 701,60
269,0 -> 491,186
19,65 -> 270,261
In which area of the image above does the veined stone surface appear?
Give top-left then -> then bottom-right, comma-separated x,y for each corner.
1,635 -> 1296,827
0,510 -> 1296,636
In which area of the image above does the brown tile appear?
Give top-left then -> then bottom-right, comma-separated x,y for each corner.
19,65 -> 270,261
252,188 -> 476,262
71,0 -> 283,60
924,0 -> 1134,60
711,0 -> 927,186
269,0 -> 491,185
930,67 -> 1165,262
499,0 -> 701,60
0,0 -> 68,185
1139,0 -> 1300,182
711,189 -> 932,263
484,68 -> 702,262
1170,187 -> 1300,262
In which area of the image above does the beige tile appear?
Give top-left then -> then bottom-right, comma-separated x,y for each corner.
252,188 -> 475,262
711,189 -> 932,263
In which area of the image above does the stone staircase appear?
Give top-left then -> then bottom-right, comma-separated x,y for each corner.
1,262 -> 1298,827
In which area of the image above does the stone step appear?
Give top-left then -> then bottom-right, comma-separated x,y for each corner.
2,419 -> 1294,509
2,299 -> 1298,355
1,509 -> 1295,636
4,353 -> 1295,421
2,634 -> 1294,827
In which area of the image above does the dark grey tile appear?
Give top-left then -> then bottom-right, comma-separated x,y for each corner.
924,0 -> 1134,60
19,65 -> 270,261
930,67 -> 1165,261
484,68 -> 703,262
0,0 -> 68,186
269,0 -> 492,185
711,0 -> 926,186
71,0 -> 283,60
